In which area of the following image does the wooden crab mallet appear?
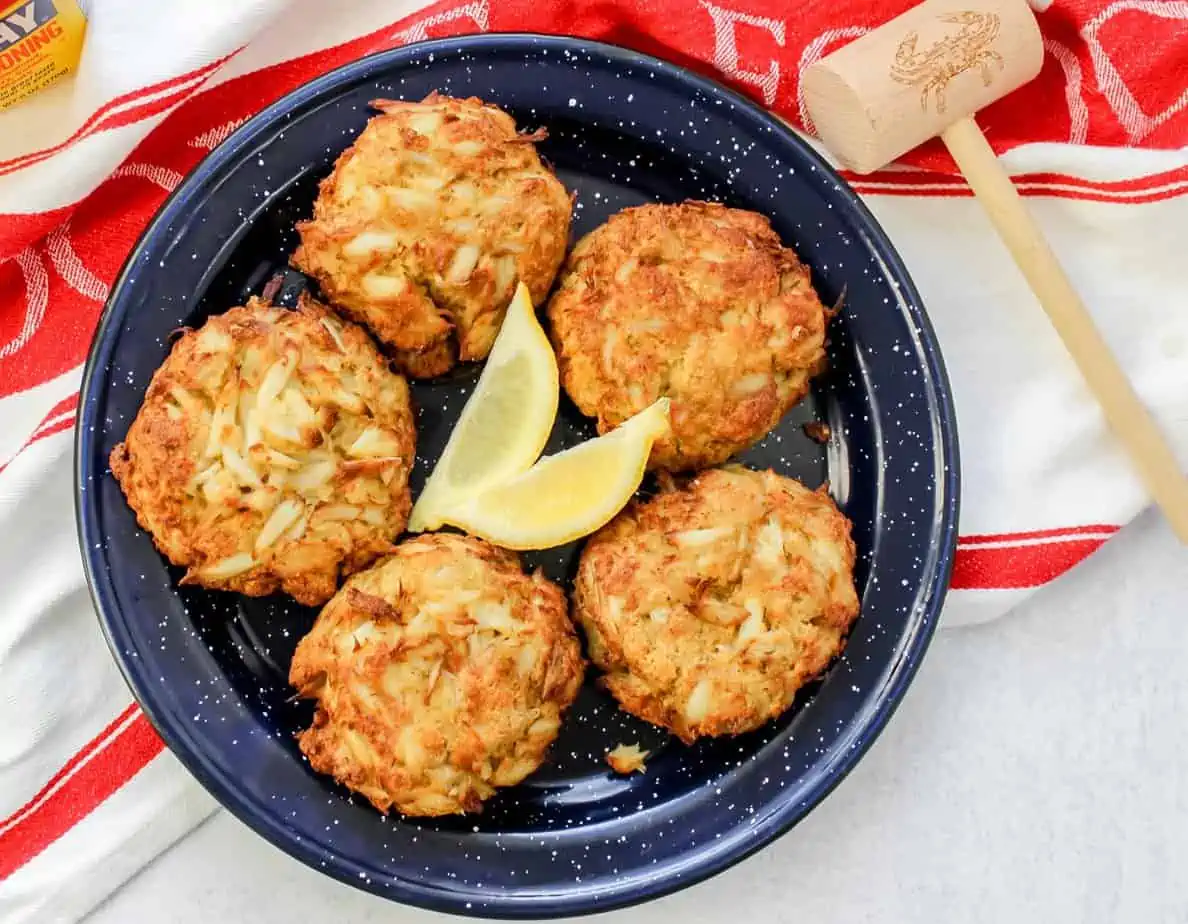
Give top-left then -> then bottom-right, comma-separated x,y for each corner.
802,0 -> 1188,544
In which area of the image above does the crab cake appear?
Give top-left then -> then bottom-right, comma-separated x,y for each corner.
109,294 -> 415,606
293,94 -> 572,378
573,466 -> 859,743
289,534 -> 584,816
548,202 -> 829,471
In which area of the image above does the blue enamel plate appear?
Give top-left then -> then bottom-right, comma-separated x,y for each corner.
77,34 -> 959,918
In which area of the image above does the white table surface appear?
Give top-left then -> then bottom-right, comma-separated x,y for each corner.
88,509 -> 1188,924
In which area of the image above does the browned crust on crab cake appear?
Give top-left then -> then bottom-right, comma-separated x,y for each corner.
292,93 -> 572,377
289,534 -> 585,816
109,294 -> 415,606
547,201 -> 828,471
573,466 -> 859,744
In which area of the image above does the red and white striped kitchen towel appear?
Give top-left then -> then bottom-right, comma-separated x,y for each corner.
2,0 -> 1186,920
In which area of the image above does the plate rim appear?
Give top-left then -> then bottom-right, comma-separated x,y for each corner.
75,31 -> 960,919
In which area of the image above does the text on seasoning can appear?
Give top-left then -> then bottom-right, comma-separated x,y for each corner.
0,0 -> 87,112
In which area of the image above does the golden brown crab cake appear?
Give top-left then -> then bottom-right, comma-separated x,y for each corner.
109,294 -> 415,607
289,534 -> 585,816
292,93 -> 572,378
548,201 -> 829,471
573,466 -> 859,744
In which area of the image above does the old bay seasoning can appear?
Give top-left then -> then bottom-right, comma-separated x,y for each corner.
0,0 -> 87,111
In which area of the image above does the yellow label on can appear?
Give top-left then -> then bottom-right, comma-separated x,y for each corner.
0,0 -> 87,112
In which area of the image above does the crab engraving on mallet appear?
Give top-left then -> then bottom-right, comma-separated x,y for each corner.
889,11 -> 1004,114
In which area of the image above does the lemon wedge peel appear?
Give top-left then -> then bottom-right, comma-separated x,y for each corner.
436,397 -> 672,551
409,282 -> 558,531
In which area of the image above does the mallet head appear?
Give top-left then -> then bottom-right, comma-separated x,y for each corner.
801,0 -> 1044,173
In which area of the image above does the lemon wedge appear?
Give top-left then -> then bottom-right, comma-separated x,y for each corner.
409,282 -> 558,531
436,398 -> 671,550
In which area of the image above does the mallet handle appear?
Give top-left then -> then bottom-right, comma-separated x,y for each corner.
941,116 -> 1188,543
